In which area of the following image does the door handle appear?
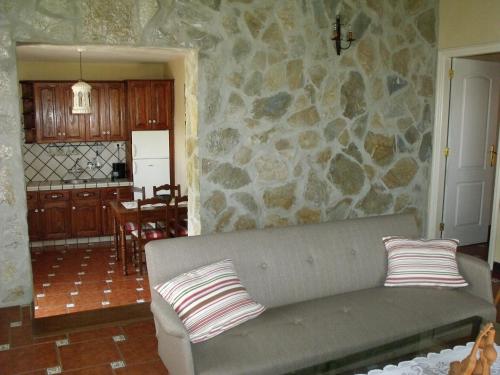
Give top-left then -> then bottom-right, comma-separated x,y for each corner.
490,144 -> 497,167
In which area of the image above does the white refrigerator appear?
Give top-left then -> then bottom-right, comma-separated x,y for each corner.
132,130 -> 170,199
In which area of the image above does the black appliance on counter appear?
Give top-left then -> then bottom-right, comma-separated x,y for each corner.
112,162 -> 126,180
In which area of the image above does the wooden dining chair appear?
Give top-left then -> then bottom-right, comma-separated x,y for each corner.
153,184 -> 174,198
131,196 -> 172,275
114,186 -> 147,261
153,183 -> 177,230
117,186 -> 147,234
117,186 -> 145,201
169,186 -> 188,238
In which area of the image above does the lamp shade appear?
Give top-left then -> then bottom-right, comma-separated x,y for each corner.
71,80 -> 92,114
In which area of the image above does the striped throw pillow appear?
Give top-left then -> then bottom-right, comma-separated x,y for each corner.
383,237 -> 468,287
154,259 -> 266,343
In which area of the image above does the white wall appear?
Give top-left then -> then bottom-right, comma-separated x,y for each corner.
439,0 -> 500,49
164,58 -> 187,194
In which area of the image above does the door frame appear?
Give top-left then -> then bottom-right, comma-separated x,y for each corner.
427,42 -> 500,268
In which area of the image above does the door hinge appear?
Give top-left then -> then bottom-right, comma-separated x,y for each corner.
439,222 -> 445,232
448,68 -> 454,79
444,147 -> 450,157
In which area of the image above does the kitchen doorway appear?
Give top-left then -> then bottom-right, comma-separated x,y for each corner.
15,43 -> 197,322
428,43 -> 500,268
441,57 -> 500,245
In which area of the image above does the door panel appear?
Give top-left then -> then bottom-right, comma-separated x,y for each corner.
86,83 -> 107,141
101,203 -> 113,236
454,182 -> 484,226
108,83 -> 127,140
42,201 -> 70,239
62,84 -> 86,141
443,58 -> 500,245
35,83 -> 60,142
459,77 -> 491,168
28,208 -> 43,241
127,81 -> 150,130
71,201 -> 101,237
150,81 -> 168,129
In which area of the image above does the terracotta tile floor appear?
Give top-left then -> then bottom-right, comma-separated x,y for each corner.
0,305 -> 168,374
31,244 -> 151,318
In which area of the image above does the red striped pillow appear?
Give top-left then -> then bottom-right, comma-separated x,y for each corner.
383,237 -> 468,288
154,259 -> 265,343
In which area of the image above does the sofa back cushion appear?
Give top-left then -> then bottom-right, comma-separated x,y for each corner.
146,214 -> 418,309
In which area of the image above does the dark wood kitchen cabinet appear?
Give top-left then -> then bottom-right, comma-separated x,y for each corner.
127,80 -> 174,131
61,83 -> 87,142
100,187 -> 132,235
27,186 -> 133,241
39,190 -> 71,240
24,81 -> 128,143
86,82 -> 127,141
71,189 -> 101,238
33,82 -> 86,143
26,191 -> 42,241
34,82 -> 66,143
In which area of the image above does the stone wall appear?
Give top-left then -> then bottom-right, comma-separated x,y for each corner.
0,0 -> 437,307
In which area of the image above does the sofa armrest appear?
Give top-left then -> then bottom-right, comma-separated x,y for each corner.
457,253 -> 493,304
151,291 -> 195,375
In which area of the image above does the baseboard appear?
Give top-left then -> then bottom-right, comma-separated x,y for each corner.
33,302 -> 152,337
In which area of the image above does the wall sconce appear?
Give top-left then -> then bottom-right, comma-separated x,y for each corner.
331,15 -> 355,55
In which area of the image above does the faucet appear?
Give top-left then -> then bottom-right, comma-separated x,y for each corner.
68,157 -> 83,177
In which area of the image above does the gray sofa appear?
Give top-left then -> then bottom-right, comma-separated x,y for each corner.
146,214 -> 496,375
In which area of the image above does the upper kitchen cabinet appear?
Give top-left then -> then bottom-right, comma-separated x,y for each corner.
127,80 -> 174,131
34,82 -> 85,143
86,82 -> 127,141
61,83 -> 88,142
24,81 -> 128,143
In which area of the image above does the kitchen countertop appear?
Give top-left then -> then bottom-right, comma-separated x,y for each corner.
26,178 -> 133,191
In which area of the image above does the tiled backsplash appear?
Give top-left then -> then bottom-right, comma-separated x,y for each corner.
23,142 -> 127,182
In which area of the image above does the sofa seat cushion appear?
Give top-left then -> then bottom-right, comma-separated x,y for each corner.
191,287 -> 496,375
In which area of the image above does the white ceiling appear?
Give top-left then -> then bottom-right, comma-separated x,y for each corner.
16,44 -> 187,63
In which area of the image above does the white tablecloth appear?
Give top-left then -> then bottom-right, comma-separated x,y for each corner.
361,342 -> 500,375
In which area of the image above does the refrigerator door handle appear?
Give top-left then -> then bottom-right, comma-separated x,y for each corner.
133,161 -> 137,175
132,144 -> 137,158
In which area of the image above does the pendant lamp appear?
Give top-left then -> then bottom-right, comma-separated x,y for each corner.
71,48 -> 91,114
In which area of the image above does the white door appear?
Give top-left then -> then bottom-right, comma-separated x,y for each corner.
443,58 -> 500,245
133,159 -> 170,199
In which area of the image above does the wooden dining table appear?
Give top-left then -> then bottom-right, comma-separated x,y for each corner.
109,199 -> 173,275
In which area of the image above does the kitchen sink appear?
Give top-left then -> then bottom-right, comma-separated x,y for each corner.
62,179 -> 89,184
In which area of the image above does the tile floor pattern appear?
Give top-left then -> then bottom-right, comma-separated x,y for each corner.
0,305 -> 168,374
31,244 -> 151,318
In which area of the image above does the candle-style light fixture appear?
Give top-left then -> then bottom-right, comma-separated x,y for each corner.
71,48 -> 92,114
331,15 -> 355,55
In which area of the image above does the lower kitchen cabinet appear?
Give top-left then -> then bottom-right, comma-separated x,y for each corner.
101,187 -> 132,235
39,190 -> 71,240
71,189 -> 101,238
27,192 -> 43,241
27,186 -> 132,241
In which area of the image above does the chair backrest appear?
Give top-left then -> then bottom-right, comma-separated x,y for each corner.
153,184 -> 174,198
117,186 -> 145,201
172,184 -> 181,198
172,189 -> 188,222
136,196 -> 172,237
